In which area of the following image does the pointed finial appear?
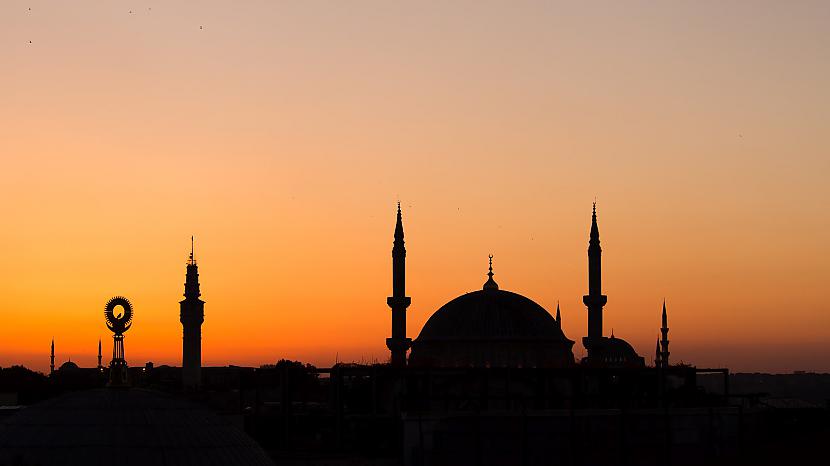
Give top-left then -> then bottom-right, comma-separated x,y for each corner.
188,235 -> 195,265
394,202 -> 404,241
589,201 -> 600,243
483,254 -> 499,290
662,299 -> 668,326
610,328 -> 615,338
555,301 -> 561,324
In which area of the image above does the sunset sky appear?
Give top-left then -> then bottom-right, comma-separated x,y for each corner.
1,1 -> 828,373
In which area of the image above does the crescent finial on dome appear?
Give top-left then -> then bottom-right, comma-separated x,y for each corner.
483,254 -> 499,291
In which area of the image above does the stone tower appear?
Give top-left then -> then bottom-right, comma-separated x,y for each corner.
386,203 -> 412,367
180,237 -> 205,389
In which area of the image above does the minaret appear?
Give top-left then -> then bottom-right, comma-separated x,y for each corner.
50,338 -> 55,374
97,338 -> 102,370
180,236 -> 205,389
582,202 -> 608,356
386,203 -> 412,367
659,300 -> 670,367
655,338 -> 661,367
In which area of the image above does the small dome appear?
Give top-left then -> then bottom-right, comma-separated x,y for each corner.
410,289 -> 574,368
583,336 -> 645,368
0,388 -> 275,465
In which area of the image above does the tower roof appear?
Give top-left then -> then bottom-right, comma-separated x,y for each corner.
394,202 -> 404,239
590,201 -> 600,245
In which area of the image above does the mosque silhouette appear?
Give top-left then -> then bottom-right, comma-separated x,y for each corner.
4,203 -> 818,466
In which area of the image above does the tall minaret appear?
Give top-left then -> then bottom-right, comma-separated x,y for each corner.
386,203 -> 412,367
50,338 -> 55,374
659,300 -> 670,367
180,236 -> 205,389
582,202 -> 608,355
97,338 -> 102,370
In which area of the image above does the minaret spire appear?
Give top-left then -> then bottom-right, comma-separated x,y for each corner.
555,301 -> 561,325
50,338 -> 55,374
659,299 -> 670,368
583,201 -> 608,359
97,338 -> 102,370
387,202 -> 412,367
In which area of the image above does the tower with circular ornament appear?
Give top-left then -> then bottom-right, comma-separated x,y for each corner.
104,296 -> 133,387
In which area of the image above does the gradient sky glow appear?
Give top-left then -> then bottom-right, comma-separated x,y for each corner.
1,1 -> 828,373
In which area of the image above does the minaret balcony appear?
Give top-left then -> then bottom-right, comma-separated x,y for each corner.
387,296 -> 411,308
386,337 -> 412,352
582,294 -> 607,307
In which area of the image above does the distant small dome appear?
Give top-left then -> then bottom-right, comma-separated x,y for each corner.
58,361 -> 79,371
409,289 -> 574,368
583,336 -> 645,368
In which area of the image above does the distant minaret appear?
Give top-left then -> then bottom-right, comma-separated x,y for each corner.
97,338 -> 102,370
582,202 -> 608,356
386,203 -> 412,367
659,300 -> 670,367
50,338 -> 55,374
180,236 -> 205,389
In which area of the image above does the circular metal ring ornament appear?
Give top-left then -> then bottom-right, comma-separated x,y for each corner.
104,296 -> 133,335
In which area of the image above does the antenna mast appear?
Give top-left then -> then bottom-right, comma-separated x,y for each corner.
189,236 -> 195,265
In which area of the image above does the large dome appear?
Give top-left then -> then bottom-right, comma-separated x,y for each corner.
410,287 -> 575,368
418,290 -> 567,341
0,388 -> 275,466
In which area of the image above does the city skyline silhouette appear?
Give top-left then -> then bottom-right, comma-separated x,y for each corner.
2,3 -> 829,465
2,2 -> 828,375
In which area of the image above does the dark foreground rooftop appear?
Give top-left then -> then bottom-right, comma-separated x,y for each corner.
0,388 -> 275,466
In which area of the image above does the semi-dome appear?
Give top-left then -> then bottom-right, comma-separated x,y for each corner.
0,388 -> 275,466
409,268 -> 575,368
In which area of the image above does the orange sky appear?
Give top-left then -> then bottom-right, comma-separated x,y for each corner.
1,1 -> 828,373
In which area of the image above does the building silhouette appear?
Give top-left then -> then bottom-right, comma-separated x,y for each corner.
409,253 -> 575,367
180,236 -> 205,389
392,202 -> 649,368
